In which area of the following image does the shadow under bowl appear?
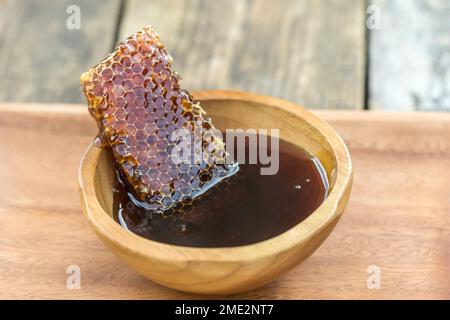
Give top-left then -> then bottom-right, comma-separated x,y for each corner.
78,90 -> 353,295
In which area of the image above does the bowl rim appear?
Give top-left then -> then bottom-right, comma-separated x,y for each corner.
78,90 -> 352,263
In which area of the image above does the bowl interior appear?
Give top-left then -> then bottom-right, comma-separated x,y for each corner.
94,96 -> 337,221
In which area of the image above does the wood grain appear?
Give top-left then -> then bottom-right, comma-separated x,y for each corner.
0,0 -> 121,103
119,0 -> 366,109
368,0 -> 450,111
0,103 -> 449,299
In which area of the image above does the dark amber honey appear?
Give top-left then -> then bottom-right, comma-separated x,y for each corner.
113,135 -> 328,247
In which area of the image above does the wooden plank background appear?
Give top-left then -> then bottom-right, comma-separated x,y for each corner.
119,0 -> 366,110
0,0 -> 121,103
368,0 -> 450,111
0,0 -> 449,111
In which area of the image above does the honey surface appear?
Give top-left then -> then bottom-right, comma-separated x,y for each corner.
114,136 -> 328,247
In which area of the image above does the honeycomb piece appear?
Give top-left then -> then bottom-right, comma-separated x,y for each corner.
81,26 -> 238,213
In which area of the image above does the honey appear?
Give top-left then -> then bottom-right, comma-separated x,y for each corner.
113,134 -> 328,247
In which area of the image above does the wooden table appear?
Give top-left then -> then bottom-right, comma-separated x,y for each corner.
0,103 -> 449,299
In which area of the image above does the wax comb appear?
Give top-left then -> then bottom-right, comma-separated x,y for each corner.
81,26 -> 238,213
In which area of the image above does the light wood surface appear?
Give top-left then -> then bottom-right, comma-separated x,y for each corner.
0,101 -> 449,299
119,0 -> 366,109
79,91 -> 352,294
368,0 -> 450,111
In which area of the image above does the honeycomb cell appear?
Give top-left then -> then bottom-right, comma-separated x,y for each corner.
81,26 -> 238,214
113,75 -> 124,85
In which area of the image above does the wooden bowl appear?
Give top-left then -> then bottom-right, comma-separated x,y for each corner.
78,90 -> 352,295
